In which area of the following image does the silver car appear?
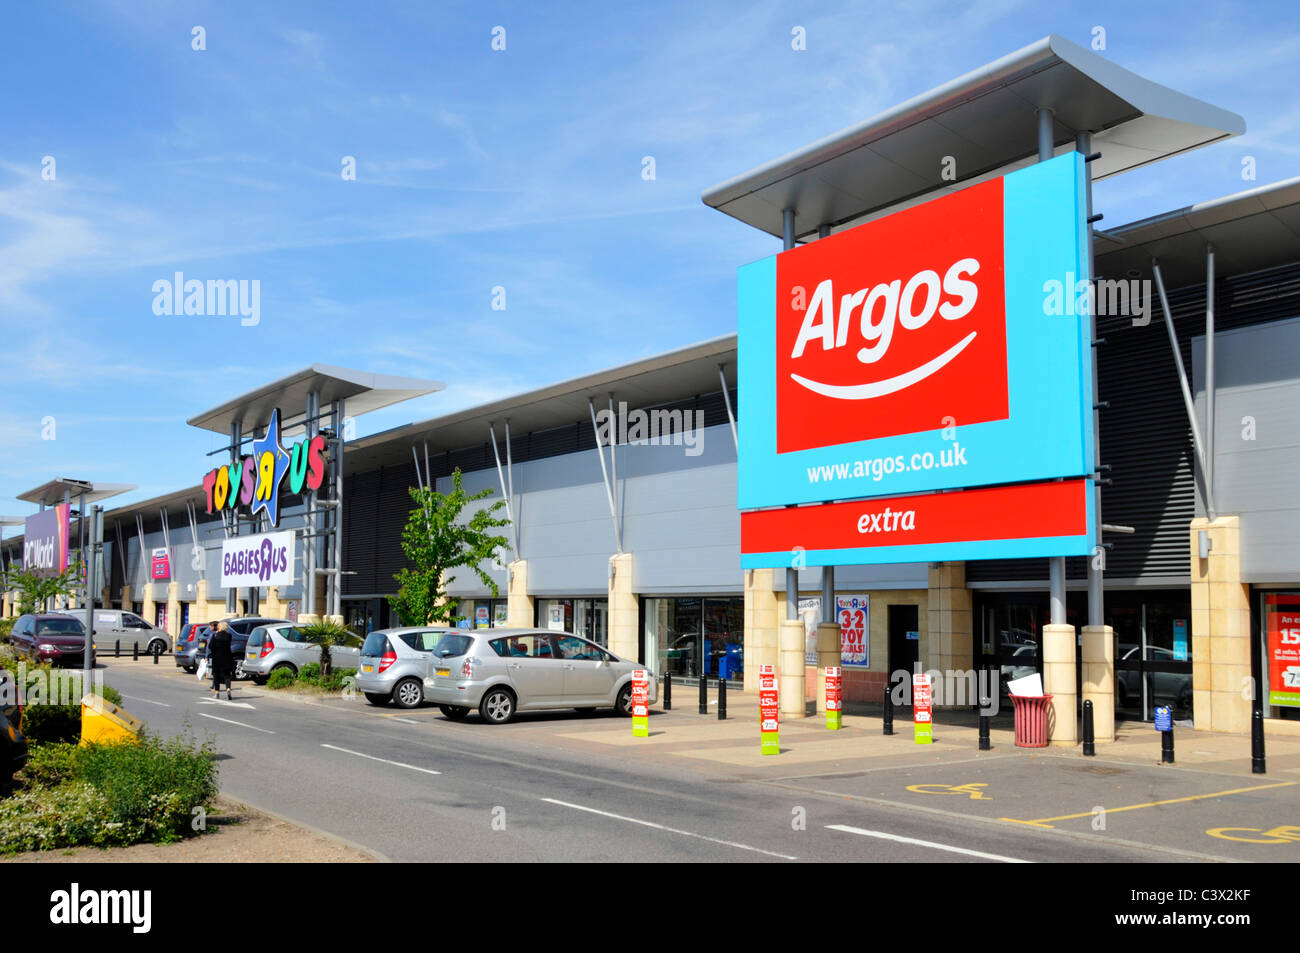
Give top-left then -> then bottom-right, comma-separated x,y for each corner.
242,624 -> 362,684
424,627 -> 657,724
357,627 -> 461,709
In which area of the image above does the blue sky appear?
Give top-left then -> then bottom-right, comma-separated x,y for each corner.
1,0 -> 1298,514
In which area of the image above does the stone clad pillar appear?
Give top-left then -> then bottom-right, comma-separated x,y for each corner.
120,585 -> 133,614
779,618 -> 807,717
607,553 -> 637,662
507,560 -> 533,628
1043,623 -> 1077,745
1081,625 -> 1115,742
1190,516 -> 1251,733
744,569 -> 778,693
815,622 -> 841,714
141,586 -> 156,628
166,583 -> 181,638
927,562 -> 973,707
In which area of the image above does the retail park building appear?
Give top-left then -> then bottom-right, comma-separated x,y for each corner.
5,37 -> 1299,741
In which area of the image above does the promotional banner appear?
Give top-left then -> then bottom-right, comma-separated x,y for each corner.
737,152 -> 1093,512
759,664 -> 779,755
837,595 -> 869,666
1266,595 -> 1300,708
631,669 -> 649,737
913,673 -> 933,744
22,505 -> 70,577
825,665 -> 842,730
741,478 -> 1094,567
220,530 -> 295,589
150,547 -> 171,581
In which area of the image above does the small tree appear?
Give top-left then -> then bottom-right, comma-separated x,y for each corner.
298,619 -> 361,678
388,468 -> 510,627
2,566 -> 79,615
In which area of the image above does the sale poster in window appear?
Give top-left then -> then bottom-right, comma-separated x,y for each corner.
836,595 -> 869,667
1267,595 -> 1300,708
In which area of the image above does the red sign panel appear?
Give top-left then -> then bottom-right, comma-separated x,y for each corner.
742,479 -> 1089,557
825,666 -> 842,712
1267,596 -> 1300,707
775,178 -> 1008,453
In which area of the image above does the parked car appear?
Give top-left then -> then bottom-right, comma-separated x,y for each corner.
0,667 -> 27,793
244,623 -> 363,685
196,617 -> 292,680
357,627 -> 461,708
53,608 -> 170,656
8,613 -> 96,668
424,627 -> 656,724
175,622 -> 212,673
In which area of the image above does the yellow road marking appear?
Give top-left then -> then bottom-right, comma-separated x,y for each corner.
1207,825 -> 1300,844
1001,780 -> 1296,828
907,782 -> 992,800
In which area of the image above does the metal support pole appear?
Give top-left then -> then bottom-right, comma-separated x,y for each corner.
83,506 -> 99,673
587,398 -> 623,553
332,398 -> 345,620
227,419 -> 241,614
821,565 -> 834,617
1036,107 -> 1055,160
782,208 -> 795,251
607,393 -> 618,542
786,566 -> 798,621
1049,556 -> 1066,625
817,223 -> 831,240
305,390 -> 318,618
489,422 -> 519,557
1205,245 -> 1217,521
1078,130 -> 1104,628
719,364 -> 738,452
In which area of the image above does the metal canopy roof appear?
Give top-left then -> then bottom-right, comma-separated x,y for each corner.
344,335 -> 738,472
16,480 -> 136,507
1096,176 -> 1300,287
702,34 -> 1245,242
187,364 -> 445,436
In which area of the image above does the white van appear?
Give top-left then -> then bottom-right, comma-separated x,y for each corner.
54,609 -> 171,655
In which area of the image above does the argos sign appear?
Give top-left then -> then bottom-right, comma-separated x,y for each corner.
738,152 -> 1094,510
202,408 -> 326,526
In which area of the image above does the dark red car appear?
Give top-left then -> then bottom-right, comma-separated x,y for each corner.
8,613 -> 96,668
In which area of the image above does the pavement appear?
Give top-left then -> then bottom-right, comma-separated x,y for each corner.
86,654 -> 1300,863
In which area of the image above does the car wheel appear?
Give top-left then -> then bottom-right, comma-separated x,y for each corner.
364,692 -> 391,707
184,666 -> 196,674
439,705 -> 470,721
270,662 -> 297,677
480,687 -> 516,724
147,638 -> 168,656
234,659 -> 246,680
393,677 -> 424,709
615,683 -> 633,717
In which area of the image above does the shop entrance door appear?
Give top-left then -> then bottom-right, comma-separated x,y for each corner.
888,605 -> 919,700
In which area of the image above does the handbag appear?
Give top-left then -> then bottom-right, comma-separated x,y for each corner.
196,658 -> 208,680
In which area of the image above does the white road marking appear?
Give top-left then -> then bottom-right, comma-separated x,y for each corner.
321,744 -> 441,775
393,717 -> 420,725
197,712 -> 275,734
541,797 -> 796,860
120,694 -> 170,708
198,698 -> 256,710
826,824 -> 1030,863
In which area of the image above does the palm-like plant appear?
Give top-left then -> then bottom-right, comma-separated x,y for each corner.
298,619 -> 362,677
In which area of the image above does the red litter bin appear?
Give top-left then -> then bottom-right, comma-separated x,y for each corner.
1009,694 -> 1053,748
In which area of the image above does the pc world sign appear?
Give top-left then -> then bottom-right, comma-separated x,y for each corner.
738,153 -> 1096,567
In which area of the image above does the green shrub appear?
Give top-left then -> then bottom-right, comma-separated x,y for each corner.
320,667 -> 356,693
0,618 -> 13,640
22,742 -> 83,787
0,781 -> 115,852
266,667 -> 296,689
297,662 -> 322,684
76,735 -> 218,844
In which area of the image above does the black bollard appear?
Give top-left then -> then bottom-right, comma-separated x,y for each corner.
978,686 -> 991,751
699,674 -> 708,714
1082,700 -> 1095,756
132,642 -> 139,661
1252,708 -> 1267,775
883,685 -> 894,736
115,640 -> 120,658
718,677 -> 727,720
664,673 -> 672,711
1161,724 -> 1175,764
153,643 -> 159,665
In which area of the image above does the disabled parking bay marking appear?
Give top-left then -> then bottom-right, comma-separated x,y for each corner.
1001,780 -> 1296,829
906,782 -> 992,800
1206,824 -> 1300,844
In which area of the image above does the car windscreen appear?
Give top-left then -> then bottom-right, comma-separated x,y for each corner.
431,634 -> 473,659
36,618 -> 85,636
361,633 -> 390,657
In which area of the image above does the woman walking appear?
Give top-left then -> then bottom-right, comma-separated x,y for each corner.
207,620 -> 235,699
